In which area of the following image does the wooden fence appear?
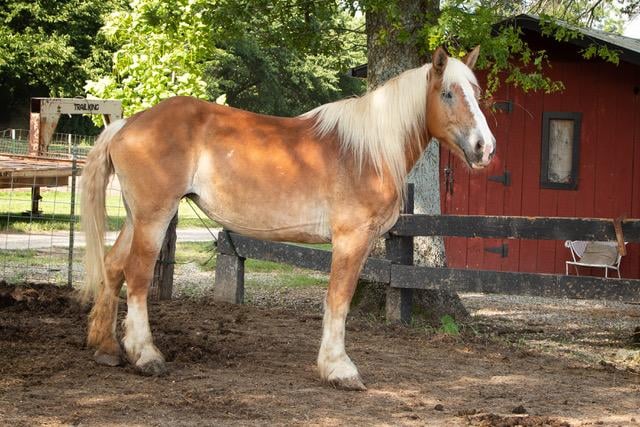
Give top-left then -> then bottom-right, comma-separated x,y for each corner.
209,189 -> 640,324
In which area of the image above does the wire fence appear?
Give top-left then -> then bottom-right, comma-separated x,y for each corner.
0,128 -> 216,288
0,129 -> 95,159
0,168 -> 129,286
0,129 -> 126,286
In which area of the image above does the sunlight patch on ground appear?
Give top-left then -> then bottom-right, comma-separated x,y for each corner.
474,308 -> 518,316
76,393 -> 148,406
445,373 -> 543,391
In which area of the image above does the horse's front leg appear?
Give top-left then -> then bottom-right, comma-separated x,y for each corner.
318,227 -> 374,391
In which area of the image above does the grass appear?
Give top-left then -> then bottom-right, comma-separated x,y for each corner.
438,314 -> 461,336
0,248 -> 66,266
175,241 -> 327,289
0,190 -> 217,233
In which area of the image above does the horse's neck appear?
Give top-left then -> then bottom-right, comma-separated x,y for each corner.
402,130 -> 432,174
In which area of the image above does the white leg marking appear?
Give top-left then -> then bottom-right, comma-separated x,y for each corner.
317,301 -> 360,382
123,296 -> 164,366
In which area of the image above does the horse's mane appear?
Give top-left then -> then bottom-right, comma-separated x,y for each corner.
301,58 -> 477,199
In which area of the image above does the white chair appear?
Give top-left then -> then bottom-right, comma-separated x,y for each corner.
564,240 -> 626,278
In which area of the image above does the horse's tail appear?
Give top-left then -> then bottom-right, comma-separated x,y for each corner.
80,119 -> 127,303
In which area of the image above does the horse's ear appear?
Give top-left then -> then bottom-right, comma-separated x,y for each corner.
463,45 -> 480,69
432,47 -> 448,77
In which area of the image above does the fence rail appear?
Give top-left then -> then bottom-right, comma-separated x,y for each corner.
390,265 -> 640,301
391,214 -> 640,241
213,211 -> 640,323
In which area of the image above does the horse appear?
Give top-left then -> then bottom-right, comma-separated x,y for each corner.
81,46 -> 495,391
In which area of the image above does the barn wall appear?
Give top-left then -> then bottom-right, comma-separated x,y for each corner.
440,43 -> 640,279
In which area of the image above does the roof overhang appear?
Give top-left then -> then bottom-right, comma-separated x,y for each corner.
499,14 -> 640,67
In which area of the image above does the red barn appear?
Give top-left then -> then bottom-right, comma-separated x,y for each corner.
441,14 -> 640,278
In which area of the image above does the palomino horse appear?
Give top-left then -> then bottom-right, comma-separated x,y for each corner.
81,46 -> 495,390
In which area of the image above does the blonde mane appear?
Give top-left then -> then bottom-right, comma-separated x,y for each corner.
302,57 -> 477,198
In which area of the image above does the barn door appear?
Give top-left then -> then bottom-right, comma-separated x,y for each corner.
441,83 -> 516,271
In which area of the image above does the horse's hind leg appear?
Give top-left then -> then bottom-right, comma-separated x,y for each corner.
88,221 -> 133,366
121,208 -> 177,375
317,227 -> 374,391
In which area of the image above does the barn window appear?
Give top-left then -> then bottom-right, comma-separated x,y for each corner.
540,112 -> 581,190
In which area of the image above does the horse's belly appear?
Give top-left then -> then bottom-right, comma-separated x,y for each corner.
190,143 -> 334,243
193,194 -> 332,243
191,166 -> 331,243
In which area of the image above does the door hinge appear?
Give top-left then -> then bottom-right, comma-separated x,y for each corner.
484,242 -> 509,258
488,170 -> 511,186
493,100 -> 513,113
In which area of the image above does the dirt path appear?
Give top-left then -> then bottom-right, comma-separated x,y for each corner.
0,227 -> 218,250
1,283 -> 639,426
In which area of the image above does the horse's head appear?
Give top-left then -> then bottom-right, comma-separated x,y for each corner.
426,46 -> 495,169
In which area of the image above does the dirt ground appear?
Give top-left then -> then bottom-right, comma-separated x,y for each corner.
1,282 -> 639,426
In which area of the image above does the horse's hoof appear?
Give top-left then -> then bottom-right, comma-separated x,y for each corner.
328,375 -> 367,391
135,360 -> 168,377
94,350 -> 122,367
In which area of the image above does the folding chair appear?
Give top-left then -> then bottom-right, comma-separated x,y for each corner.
564,240 -> 626,278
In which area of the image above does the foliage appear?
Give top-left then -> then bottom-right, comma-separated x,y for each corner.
438,314 -> 461,336
206,36 -> 364,116
0,0 -> 120,130
85,0 -> 218,118
86,0 -> 366,117
4,0 -> 639,126
0,0 -> 116,96
359,0 -> 640,97
423,2 -> 562,96
428,0 -> 638,95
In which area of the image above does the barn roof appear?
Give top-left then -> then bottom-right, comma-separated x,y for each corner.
349,13 -> 640,78
504,14 -> 640,66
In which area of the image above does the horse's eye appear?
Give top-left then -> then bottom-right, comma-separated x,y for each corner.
442,91 -> 453,100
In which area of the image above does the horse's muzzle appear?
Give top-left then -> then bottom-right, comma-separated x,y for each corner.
462,136 -> 495,169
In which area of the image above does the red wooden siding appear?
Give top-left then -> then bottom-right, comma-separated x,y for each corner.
440,54 -> 640,279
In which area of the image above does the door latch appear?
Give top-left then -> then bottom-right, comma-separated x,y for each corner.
444,166 -> 454,195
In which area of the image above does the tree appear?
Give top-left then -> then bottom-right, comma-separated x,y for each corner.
0,0 -> 122,131
204,0 -> 366,116
85,0 -> 219,118
86,0 -> 367,118
351,0 -> 469,325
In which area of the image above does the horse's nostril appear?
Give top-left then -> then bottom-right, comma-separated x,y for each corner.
475,140 -> 483,153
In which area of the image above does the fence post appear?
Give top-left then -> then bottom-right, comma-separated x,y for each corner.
67,145 -> 78,287
150,213 -> 178,300
214,230 -> 245,304
385,183 -> 414,324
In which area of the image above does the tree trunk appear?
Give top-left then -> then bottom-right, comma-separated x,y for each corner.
365,1 -> 430,88
354,1 -> 469,325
